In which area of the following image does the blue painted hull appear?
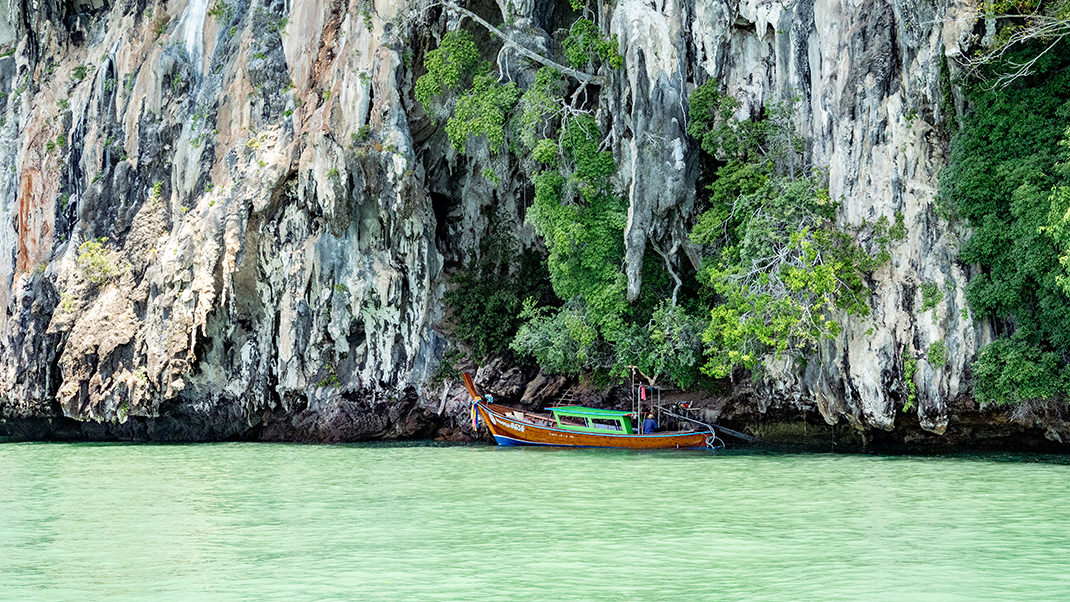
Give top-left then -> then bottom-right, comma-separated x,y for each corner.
493,434 -> 532,446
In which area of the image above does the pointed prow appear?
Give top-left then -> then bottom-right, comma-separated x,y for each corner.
462,372 -> 482,401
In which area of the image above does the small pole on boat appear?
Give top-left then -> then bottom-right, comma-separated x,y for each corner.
630,365 -> 637,431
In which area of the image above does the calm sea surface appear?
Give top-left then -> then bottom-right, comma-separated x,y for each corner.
1,442 -> 1068,601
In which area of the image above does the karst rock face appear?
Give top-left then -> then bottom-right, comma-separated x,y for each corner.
0,0 -> 1028,442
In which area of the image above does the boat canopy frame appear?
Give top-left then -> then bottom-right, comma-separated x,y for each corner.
546,406 -> 636,434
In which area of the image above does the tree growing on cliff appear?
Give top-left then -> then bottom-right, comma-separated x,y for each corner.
76,238 -> 119,286
686,82 -> 901,377
942,38 -> 1070,405
419,5 -> 898,388
417,3 -> 707,386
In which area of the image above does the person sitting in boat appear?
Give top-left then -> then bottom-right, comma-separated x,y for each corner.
642,413 -> 658,434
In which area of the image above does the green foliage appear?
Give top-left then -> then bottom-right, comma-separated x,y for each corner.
628,302 -> 708,390
517,68 -> 565,152
928,339 -> 948,367
208,0 -> 232,21
980,0 -> 1070,55
512,299 -> 604,374
1044,127 -> 1070,294
516,113 -> 714,386
76,238 -> 118,285
149,181 -> 163,203
505,103 -> 647,379
151,13 -> 170,40
421,17 -> 709,388
903,352 -> 918,411
973,334 -> 1070,405
559,116 -> 617,201
445,239 -> 555,362
417,30 -> 522,154
688,81 -> 889,377
919,281 -> 945,312
531,138 -> 559,165
72,65 -> 89,82
59,293 -> 76,313
886,212 -> 908,241
698,229 -> 877,378
562,19 -> 623,70
317,363 -> 341,388
983,0 -> 1044,12
430,348 -> 464,385
414,30 -> 483,111
445,73 -> 520,152
481,167 -> 499,184
271,17 -> 289,35
941,42 -> 1070,404
526,116 -> 628,334
686,82 -> 801,163
354,124 -> 372,143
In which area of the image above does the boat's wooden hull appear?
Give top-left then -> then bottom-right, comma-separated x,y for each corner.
475,402 -> 713,450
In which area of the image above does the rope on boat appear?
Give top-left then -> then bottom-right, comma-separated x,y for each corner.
705,434 -> 725,450
655,406 -> 761,444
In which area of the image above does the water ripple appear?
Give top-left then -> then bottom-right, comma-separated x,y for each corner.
1,443 -> 1068,601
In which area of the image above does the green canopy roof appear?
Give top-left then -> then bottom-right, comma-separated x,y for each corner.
545,406 -> 635,418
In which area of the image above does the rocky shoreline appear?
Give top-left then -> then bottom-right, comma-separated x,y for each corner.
4,373 -> 1067,453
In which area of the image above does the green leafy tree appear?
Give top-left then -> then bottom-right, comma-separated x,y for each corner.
512,299 -> 608,374
415,30 -> 483,112
1042,127 -> 1070,293
687,82 -> 895,377
423,16 -> 711,388
518,114 -> 630,368
445,73 -> 520,153
630,302 -> 708,389
76,238 -> 119,285
972,335 -> 1070,405
942,41 -> 1070,404
445,241 -> 555,362
562,19 -> 623,70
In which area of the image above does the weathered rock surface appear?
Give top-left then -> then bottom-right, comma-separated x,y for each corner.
0,0 -> 1064,445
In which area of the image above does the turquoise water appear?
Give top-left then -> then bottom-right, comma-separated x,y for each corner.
1,443 -> 1068,601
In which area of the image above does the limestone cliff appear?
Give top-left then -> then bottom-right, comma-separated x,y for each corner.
0,0 -> 1062,444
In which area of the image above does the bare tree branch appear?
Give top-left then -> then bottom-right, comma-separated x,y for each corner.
959,11 -> 1070,88
440,1 -> 605,86
651,242 -> 683,306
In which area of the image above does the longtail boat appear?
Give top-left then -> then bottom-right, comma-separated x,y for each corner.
463,373 -> 720,450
